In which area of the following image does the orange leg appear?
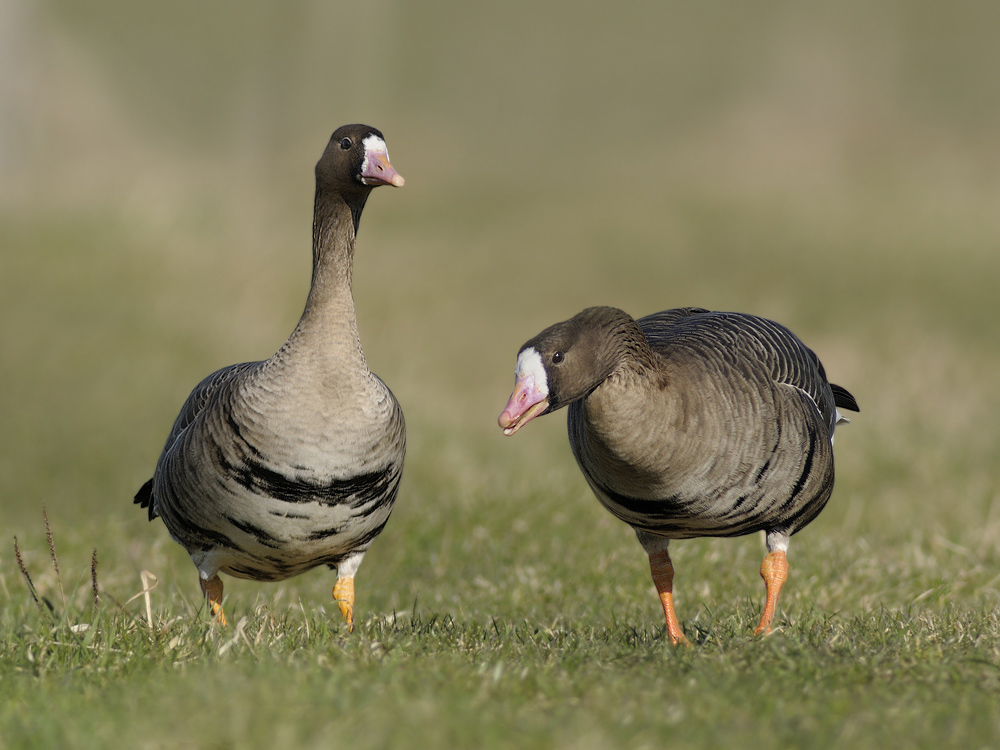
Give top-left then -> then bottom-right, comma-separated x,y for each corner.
333,576 -> 355,632
200,575 -> 227,627
755,550 -> 789,635
648,549 -> 691,646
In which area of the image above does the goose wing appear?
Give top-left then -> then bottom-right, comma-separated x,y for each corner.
134,361 -> 260,519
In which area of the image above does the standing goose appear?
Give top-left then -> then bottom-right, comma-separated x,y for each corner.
498,306 -> 858,644
135,124 -> 406,629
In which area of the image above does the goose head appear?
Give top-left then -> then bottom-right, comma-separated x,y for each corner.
316,124 -> 405,199
499,307 -> 636,435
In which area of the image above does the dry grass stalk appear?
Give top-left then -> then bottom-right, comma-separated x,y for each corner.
140,570 -> 157,628
121,570 -> 159,627
13,536 -> 48,616
42,502 -> 67,607
91,548 -> 99,610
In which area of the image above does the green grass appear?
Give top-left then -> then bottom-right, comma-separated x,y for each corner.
3,2 -> 1000,748
3,549 -> 1000,749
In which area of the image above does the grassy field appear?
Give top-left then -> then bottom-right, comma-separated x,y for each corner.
3,2 -> 1000,748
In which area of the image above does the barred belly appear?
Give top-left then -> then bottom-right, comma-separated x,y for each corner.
587,473 -> 833,540
158,460 -> 402,581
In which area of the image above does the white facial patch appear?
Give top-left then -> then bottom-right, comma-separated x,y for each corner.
362,134 -> 388,161
360,133 -> 405,187
515,347 -> 549,398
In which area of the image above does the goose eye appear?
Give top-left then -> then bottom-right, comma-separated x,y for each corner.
339,137 -> 353,150
552,351 -> 564,364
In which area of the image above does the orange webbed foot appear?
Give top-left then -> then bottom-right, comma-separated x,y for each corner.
754,550 -> 789,636
200,575 -> 227,627
333,576 -> 355,633
648,549 -> 691,647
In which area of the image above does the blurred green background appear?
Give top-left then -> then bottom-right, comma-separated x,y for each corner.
3,0 -> 1000,659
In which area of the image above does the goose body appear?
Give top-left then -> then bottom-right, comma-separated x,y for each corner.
135,124 -> 405,627
499,306 -> 858,643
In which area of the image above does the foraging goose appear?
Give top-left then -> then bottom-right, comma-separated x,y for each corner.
135,124 -> 406,629
498,306 -> 858,644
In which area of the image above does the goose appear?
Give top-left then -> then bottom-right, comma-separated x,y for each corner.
135,124 -> 406,630
498,306 -> 858,644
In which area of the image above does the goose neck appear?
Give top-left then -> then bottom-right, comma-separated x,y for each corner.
280,190 -> 367,367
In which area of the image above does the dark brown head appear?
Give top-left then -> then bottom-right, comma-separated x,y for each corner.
313,124 -> 404,236
316,124 -> 404,195
498,306 -> 640,435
